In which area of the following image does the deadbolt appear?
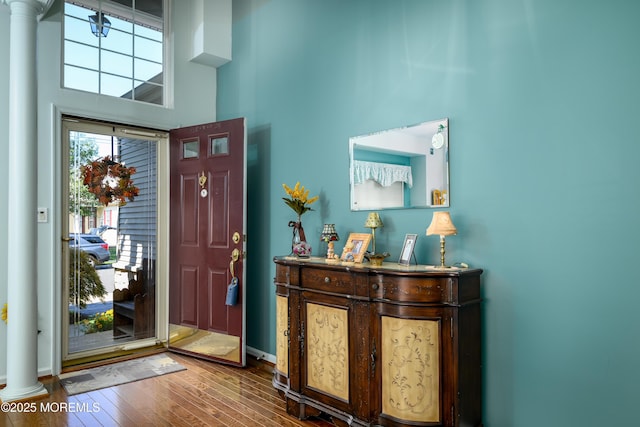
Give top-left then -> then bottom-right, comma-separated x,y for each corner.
232,232 -> 241,244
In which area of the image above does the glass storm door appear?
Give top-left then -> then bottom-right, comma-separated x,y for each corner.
62,117 -> 164,363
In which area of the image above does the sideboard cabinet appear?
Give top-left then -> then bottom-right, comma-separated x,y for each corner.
273,256 -> 483,427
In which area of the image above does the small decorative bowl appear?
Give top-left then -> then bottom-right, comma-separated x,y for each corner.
367,252 -> 390,266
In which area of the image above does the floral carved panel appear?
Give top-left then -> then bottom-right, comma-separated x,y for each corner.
306,303 -> 349,401
381,316 -> 440,422
276,295 -> 288,374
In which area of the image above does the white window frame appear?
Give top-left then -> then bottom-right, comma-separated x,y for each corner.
62,0 -> 171,106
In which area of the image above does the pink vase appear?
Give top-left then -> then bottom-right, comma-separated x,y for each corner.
289,219 -> 311,257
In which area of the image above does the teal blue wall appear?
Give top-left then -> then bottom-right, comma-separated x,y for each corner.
217,1 -> 640,426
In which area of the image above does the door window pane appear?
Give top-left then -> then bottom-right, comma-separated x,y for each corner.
183,140 -> 199,159
210,136 -> 229,156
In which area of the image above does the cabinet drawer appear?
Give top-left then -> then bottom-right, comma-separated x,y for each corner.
371,275 -> 455,304
275,264 -> 292,285
300,268 -> 355,294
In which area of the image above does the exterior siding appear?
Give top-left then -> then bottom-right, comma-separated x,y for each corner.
114,138 -> 157,273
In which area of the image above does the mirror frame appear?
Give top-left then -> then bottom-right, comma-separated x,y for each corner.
349,118 -> 449,211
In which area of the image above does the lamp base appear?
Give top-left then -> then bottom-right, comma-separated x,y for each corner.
367,252 -> 389,267
438,235 -> 448,268
326,241 -> 336,259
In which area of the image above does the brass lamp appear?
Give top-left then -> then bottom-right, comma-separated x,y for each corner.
426,211 -> 457,268
321,224 -> 340,259
364,212 -> 383,254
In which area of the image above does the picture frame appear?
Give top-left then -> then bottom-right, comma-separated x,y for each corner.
341,233 -> 372,263
398,233 -> 418,266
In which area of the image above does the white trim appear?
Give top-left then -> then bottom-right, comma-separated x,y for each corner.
247,346 -> 276,365
162,0 -> 173,108
65,0 -> 163,31
50,104 -> 64,376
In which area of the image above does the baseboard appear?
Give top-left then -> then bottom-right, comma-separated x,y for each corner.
0,346 -> 276,387
1,368 -> 54,388
246,346 -> 276,373
246,345 -> 276,365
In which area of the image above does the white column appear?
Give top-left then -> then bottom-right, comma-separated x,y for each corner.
0,0 -> 51,402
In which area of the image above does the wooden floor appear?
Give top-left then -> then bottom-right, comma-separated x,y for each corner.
1,352 -> 335,427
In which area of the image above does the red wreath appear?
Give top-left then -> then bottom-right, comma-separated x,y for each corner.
81,156 -> 140,206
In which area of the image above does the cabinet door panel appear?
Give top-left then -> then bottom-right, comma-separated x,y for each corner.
374,305 -> 452,426
276,295 -> 289,375
381,316 -> 441,423
299,290 -> 359,415
305,302 -> 350,401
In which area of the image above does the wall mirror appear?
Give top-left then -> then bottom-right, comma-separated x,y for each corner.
349,118 -> 449,211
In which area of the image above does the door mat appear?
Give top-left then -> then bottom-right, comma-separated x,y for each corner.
58,353 -> 186,396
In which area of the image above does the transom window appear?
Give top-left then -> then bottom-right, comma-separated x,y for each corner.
63,0 -> 165,105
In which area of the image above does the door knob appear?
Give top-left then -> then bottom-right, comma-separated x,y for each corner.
230,248 -> 240,277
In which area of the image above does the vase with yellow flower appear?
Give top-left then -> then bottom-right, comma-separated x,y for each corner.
283,182 -> 318,257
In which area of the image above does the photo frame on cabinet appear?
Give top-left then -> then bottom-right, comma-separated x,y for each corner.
341,233 -> 372,263
398,233 -> 418,266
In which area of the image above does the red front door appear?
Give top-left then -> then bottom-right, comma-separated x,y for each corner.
168,118 -> 246,366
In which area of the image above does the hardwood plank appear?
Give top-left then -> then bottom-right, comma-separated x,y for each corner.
96,387 -> 158,427
112,379 -> 193,427
182,362 -> 305,426
149,372 -> 251,426
1,353 -> 333,427
171,371 -> 298,427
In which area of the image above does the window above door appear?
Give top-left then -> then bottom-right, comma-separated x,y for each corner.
63,0 -> 167,106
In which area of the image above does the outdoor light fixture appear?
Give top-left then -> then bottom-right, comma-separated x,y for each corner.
89,12 -> 111,38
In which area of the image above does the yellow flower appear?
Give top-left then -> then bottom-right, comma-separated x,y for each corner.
282,182 -> 318,217
2,303 -> 7,324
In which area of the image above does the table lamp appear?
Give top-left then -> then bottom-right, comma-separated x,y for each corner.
364,212 -> 383,254
321,224 -> 340,259
426,211 -> 457,268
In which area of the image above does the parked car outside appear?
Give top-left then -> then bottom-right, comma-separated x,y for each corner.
89,226 -> 117,247
89,225 -> 111,235
100,227 -> 117,247
69,234 -> 110,266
